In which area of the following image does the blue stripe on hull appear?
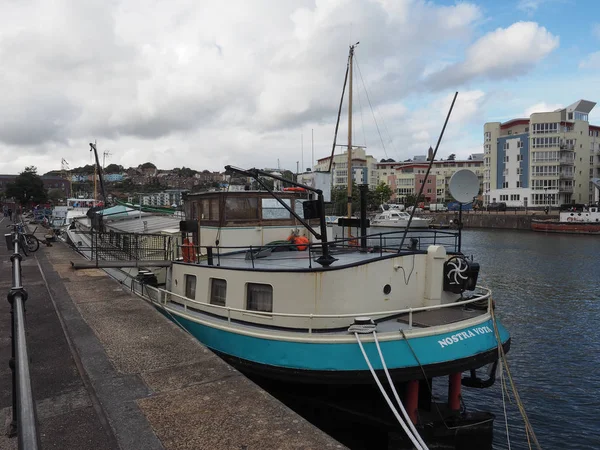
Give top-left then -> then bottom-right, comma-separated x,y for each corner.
166,310 -> 510,372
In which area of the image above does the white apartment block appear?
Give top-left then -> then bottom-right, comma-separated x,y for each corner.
314,147 -> 379,189
139,189 -> 188,207
484,99 -> 599,208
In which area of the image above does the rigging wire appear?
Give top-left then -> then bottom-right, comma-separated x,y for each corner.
354,56 -> 389,159
355,72 -> 368,150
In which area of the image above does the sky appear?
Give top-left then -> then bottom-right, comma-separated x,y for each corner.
1,0 -> 599,175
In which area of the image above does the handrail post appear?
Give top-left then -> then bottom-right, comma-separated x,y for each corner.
6,229 -> 40,449
408,308 -> 413,330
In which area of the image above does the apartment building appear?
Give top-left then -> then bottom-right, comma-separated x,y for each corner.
314,147 -> 378,189
377,157 -> 484,203
138,189 -> 188,207
484,99 -> 598,207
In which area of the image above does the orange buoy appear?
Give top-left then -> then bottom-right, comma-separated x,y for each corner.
295,236 -> 309,251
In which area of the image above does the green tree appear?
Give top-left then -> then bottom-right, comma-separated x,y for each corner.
5,166 -> 48,205
104,163 -> 124,173
374,182 -> 393,205
47,188 -> 64,204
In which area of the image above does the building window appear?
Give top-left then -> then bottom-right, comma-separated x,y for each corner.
502,182 -> 508,188
185,275 -> 196,300
210,278 -> 227,306
247,283 -> 273,313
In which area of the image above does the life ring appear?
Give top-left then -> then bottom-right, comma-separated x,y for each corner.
182,238 -> 194,262
567,217 -> 573,222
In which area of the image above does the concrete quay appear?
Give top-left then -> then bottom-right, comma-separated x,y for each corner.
0,219 -> 344,450
426,210 -> 559,231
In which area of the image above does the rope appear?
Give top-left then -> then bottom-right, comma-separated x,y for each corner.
491,305 -> 542,450
372,332 -> 429,450
354,332 -> 425,450
499,361 -> 512,450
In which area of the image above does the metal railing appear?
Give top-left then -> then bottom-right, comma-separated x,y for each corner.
4,223 -> 40,449
70,230 -> 173,264
175,229 -> 461,269
134,281 -> 491,334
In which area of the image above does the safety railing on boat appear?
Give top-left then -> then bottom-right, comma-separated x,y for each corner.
68,230 -> 173,263
176,229 -> 460,269
134,281 -> 491,334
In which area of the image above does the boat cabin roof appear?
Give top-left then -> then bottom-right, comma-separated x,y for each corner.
184,190 -> 318,228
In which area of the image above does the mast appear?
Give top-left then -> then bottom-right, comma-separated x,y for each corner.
347,44 -> 356,219
89,142 -> 107,206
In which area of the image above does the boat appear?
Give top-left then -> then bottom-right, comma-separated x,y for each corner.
70,49 -> 512,446
531,204 -> 600,234
370,209 -> 431,228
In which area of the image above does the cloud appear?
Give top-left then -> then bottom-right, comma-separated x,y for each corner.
579,51 -> 600,70
0,1 -> 559,176
517,0 -> 547,13
524,102 -> 563,116
425,22 -> 559,90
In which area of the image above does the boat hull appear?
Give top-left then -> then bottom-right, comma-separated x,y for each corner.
531,220 -> 600,234
157,306 -> 510,384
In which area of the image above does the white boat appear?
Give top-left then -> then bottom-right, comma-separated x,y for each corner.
371,209 -> 431,228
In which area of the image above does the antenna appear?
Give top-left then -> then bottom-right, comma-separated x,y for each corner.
311,129 -> 314,171
301,132 -> 304,173
103,150 -> 112,169
449,170 -> 479,203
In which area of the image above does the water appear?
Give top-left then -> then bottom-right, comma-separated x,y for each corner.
458,229 -> 600,450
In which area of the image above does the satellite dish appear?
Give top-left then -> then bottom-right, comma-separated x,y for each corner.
449,170 -> 479,204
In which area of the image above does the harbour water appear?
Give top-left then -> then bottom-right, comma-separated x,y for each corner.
459,229 -> 600,450
254,228 -> 600,449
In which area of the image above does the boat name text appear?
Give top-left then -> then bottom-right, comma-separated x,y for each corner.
437,326 -> 493,349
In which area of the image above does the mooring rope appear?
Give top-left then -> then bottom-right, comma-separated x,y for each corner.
491,304 -> 542,450
372,332 -> 429,450
353,332 -> 426,450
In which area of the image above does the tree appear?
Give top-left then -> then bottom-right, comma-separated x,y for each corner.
47,188 -> 64,204
374,182 -> 393,205
104,163 -> 124,173
447,153 -> 456,161
5,166 -> 48,205
140,162 -> 156,170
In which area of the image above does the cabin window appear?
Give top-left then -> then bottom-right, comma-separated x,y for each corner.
261,198 -> 291,219
294,199 -> 305,218
185,275 -> 197,300
201,199 -> 220,220
210,278 -> 227,306
225,198 -> 258,220
246,283 -> 273,313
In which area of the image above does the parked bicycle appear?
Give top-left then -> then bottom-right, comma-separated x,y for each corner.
6,221 -> 40,255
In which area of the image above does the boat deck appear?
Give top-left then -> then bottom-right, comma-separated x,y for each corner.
197,246 -> 402,270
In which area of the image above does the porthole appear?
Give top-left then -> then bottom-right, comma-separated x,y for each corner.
383,284 -> 391,295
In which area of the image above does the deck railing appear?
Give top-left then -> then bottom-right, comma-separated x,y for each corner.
4,224 -> 40,449
69,230 -> 173,264
134,280 -> 491,334
176,229 -> 460,269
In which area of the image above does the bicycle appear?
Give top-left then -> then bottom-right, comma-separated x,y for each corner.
7,222 -> 40,255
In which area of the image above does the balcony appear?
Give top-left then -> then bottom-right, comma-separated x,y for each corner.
559,172 -> 574,180
559,158 -> 574,165
560,143 -> 575,151
558,185 -> 573,193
